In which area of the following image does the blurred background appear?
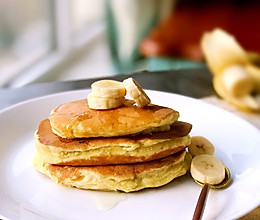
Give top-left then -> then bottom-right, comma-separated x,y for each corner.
1,0 -> 260,88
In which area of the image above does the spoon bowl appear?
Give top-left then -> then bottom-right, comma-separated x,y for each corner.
192,166 -> 231,220
194,166 -> 231,189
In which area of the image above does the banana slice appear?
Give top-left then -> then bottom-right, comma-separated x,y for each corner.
201,28 -> 248,75
213,74 -> 260,112
88,93 -> 125,110
123,77 -> 151,107
190,155 -> 226,185
245,64 -> 260,93
91,80 -> 126,98
221,65 -> 254,97
188,136 -> 215,157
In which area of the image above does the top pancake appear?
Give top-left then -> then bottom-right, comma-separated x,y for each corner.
49,99 -> 179,139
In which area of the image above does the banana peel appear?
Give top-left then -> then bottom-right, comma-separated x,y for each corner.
201,28 -> 248,75
247,52 -> 260,67
213,74 -> 260,112
201,28 -> 260,112
245,64 -> 260,93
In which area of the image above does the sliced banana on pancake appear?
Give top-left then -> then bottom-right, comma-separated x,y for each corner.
88,93 -> 125,110
91,80 -> 126,98
190,154 -> 226,185
123,77 -> 151,107
88,80 -> 126,110
188,136 -> 215,157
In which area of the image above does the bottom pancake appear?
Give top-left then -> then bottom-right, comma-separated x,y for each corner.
33,150 -> 191,192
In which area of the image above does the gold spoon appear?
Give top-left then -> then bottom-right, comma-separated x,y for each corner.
192,166 -> 231,220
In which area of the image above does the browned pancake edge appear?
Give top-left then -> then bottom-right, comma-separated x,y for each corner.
49,99 -> 180,138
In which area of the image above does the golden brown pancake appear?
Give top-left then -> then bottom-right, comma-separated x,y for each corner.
33,150 -> 191,192
49,99 -> 179,139
35,119 -> 192,166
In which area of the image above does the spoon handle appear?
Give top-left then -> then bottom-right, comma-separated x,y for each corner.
192,184 -> 210,220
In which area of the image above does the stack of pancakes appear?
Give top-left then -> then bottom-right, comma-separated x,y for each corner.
33,99 -> 192,192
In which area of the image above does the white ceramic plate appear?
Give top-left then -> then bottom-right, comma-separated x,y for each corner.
1,90 -> 260,220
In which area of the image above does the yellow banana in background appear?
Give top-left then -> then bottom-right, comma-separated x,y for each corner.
201,28 -> 260,112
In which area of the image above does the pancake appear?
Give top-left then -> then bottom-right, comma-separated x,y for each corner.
33,150 -> 191,192
35,119 -> 192,166
49,99 -> 179,139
